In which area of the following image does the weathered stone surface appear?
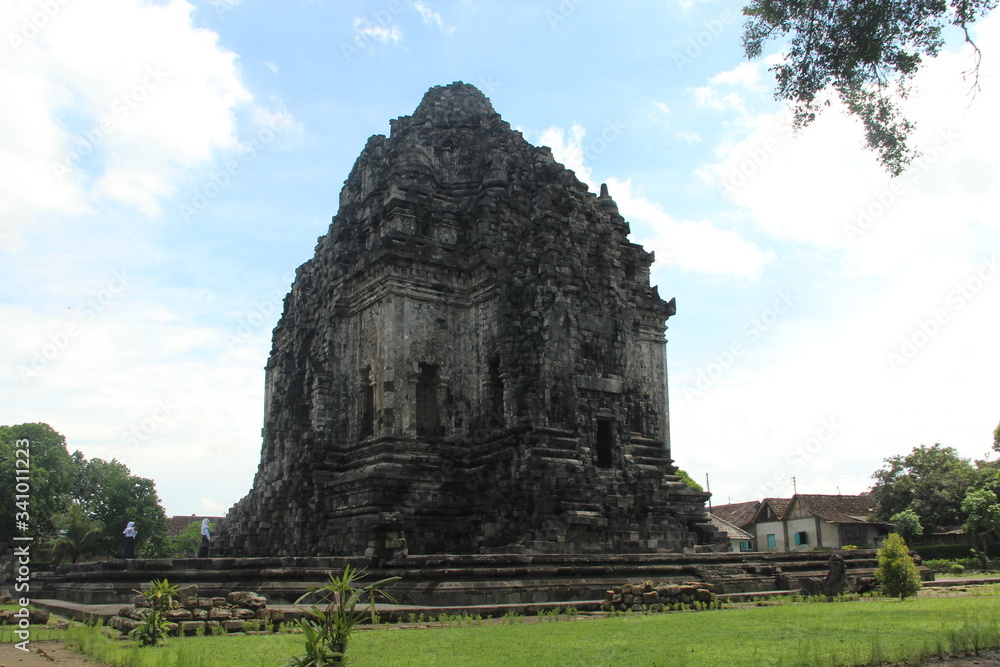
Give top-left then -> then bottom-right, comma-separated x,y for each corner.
223,620 -> 245,633
218,81 -> 726,557
178,584 -> 198,609
208,608 -> 233,621
605,580 -> 718,612
180,621 -> 205,636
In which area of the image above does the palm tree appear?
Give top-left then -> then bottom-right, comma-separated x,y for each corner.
49,504 -> 104,563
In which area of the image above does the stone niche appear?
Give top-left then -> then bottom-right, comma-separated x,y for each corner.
218,82 -> 726,557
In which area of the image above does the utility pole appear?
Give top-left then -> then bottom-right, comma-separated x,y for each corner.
705,473 -> 712,509
792,476 -> 797,495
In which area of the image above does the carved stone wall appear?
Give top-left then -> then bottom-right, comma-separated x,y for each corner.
219,82 -> 726,556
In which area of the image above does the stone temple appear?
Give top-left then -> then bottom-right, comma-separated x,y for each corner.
219,82 -> 724,558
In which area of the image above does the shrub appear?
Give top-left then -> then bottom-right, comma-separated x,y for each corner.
875,534 -> 922,600
284,564 -> 399,667
130,579 -> 179,647
950,563 -> 965,576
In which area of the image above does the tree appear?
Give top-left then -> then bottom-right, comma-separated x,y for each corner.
676,469 -> 704,492
961,488 -> 1000,559
171,520 -> 213,557
0,423 -> 76,542
743,0 -> 995,174
875,533 -> 922,599
993,420 -> 999,453
48,504 -> 104,563
871,444 -> 977,527
73,458 -> 170,558
889,509 -> 924,542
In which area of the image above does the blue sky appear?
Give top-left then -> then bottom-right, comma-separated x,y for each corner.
2,0 -> 998,518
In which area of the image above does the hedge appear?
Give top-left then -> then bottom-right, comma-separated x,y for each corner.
913,542 -> 1000,560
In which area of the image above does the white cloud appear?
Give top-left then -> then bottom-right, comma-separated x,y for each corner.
709,61 -> 762,89
409,1 -> 455,36
672,14 -> 1000,503
0,0 -> 257,237
611,178 -> 773,279
538,123 -> 771,279
352,18 -> 403,49
696,13 -> 999,254
538,124 -> 591,185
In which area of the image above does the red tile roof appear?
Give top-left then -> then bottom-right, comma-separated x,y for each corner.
793,494 -> 876,524
709,501 -> 761,529
709,514 -> 754,541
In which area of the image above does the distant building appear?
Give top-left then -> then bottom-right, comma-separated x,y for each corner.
753,494 -> 889,552
708,514 -> 755,552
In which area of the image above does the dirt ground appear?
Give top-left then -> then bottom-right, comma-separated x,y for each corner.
920,651 -> 1000,666
0,640 -> 108,666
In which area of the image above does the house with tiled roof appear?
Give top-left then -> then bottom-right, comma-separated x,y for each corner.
754,494 -> 890,552
708,500 -> 760,532
708,514 -> 756,552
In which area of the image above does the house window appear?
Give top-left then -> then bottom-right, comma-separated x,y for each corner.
595,419 -> 614,468
740,540 -> 753,552
766,534 -> 776,549
794,531 -> 809,546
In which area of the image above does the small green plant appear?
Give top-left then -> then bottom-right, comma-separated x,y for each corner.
841,544 -> 858,550
284,564 -> 400,667
129,579 -> 179,646
875,533 -> 922,600
950,563 -> 966,576
501,610 -> 523,625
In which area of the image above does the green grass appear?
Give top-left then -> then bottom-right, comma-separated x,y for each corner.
349,596 -> 1000,666
4,592 -> 998,666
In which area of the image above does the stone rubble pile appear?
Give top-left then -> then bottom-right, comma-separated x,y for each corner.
107,585 -> 285,636
601,580 -> 718,612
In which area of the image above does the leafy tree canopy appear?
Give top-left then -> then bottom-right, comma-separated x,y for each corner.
871,443 -> 977,527
49,504 -> 104,564
1,422 -> 170,559
171,520 -> 213,558
75,457 -> 170,558
961,488 -> 1000,554
0,423 -> 76,541
889,508 -> 924,541
743,0 -> 995,174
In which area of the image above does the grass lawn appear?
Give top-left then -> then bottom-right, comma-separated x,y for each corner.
4,591 -> 998,666
349,596 -> 1000,666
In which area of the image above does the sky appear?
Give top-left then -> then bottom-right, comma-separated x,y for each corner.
2,0 -> 998,519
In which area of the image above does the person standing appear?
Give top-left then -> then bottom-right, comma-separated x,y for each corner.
122,521 -> 137,559
198,518 -> 211,558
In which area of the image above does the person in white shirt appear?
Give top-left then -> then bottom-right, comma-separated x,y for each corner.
122,521 -> 137,559
198,518 -> 211,558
